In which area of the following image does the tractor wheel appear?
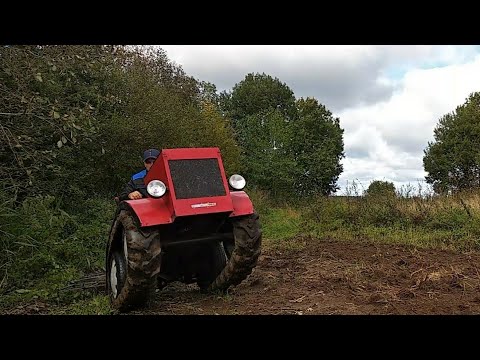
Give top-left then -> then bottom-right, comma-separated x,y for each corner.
106,210 -> 161,312
196,241 -> 227,292
208,212 -> 262,292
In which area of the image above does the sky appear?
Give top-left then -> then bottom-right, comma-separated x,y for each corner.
158,45 -> 480,195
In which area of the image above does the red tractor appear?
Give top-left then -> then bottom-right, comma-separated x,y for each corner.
106,147 -> 262,311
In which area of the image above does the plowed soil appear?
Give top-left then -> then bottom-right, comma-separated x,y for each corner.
5,237 -> 480,315
135,238 -> 480,315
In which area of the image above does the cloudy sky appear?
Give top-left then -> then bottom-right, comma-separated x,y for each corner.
159,45 -> 480,194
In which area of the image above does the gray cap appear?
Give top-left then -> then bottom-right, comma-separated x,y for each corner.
143,148 -> 160,161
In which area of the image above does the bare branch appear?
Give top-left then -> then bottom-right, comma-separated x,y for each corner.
0,112 -> 26,116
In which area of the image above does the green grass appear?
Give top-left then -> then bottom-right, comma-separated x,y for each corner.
0,195 -> 115,312
312,226 -> 480,251
301,192 -> 480,252
261,207 -> 302,241
253,190 -> 480,253
259,206 -> 307,252
53,295 -> 112,315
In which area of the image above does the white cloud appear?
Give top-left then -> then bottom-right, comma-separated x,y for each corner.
337,53 -> 480,193
157,45 -> 480,194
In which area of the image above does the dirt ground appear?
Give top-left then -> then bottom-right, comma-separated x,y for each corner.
6,237 -> 480,315
134,237 -> 480,315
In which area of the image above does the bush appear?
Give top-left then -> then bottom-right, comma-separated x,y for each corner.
0,195 -> 113,300
365,180 -> 396,198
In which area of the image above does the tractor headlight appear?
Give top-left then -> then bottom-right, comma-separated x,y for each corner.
229,174 -> 246,190
147,180 -> 167,198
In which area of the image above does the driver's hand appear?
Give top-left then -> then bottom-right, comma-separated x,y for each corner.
128,191 -> 143,200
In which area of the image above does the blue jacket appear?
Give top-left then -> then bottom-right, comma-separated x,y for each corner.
119,169 -> 148,201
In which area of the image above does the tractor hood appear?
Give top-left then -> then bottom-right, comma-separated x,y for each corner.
144,147 -> 234,217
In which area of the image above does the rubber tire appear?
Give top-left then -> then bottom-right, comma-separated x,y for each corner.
106,210 -> 162,312
196,241 -> 227,292
108,250 -> 127,298
223,240 -> 235,259
208,212 -> 262,292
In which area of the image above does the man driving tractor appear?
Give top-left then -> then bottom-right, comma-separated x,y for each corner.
118,148 -> 160,201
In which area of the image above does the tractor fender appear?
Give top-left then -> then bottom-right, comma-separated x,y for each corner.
229,191 -> 254,217
121,197 -> 174,227
119,191 -> 253,226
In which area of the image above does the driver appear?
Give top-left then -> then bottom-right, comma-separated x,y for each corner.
118,148 -> 160,201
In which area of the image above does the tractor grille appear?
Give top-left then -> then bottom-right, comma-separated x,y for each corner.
168,158 -> 226,199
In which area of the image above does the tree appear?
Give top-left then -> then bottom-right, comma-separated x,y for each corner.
195,101 -> 243,175
365,180 -> 396,197
220,72 -> 297,128
220,73 -> 345,198
219,73 -> 299,197
423,92 -> 480,193
197,81 -> 220,109
237,110 -> 300,196
291,98 -> 344,196
0,46 -> 243,207
0,45 -> 124,202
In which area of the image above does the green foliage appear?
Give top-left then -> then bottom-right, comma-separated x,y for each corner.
220,72 -> 297,124
58,295 -> 112,315
292,98 -> 345,196
0,45 -> 124,201
262,207 -> 302,242
302,191 -> 480,251
252,188 -> 480,254
195,101 -> 243,175
426,206 -> 471,231
0,195 -> 114,301
0,46 -> 243,207
197,81 -> 221,108
423,92 -> 480,193
247,188 -> 273,216
220,73 -> 299,197
257,203 -> 305,253
238,110 -> 300,196
62,46 -> 242,203
365,180 -> 396,198
221,73 -> 344,198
